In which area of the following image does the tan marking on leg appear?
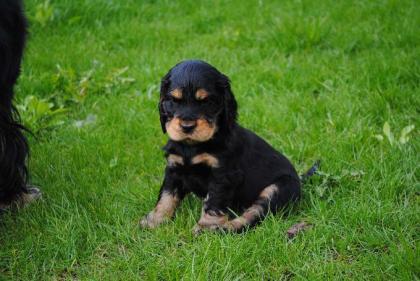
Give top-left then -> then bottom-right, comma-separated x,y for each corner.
140,191 -> 180,229
223,205 -> 263,231
170,88 -> 183,100
242,204 -> 264,222
191,153 -> 219,168
224,217 -> 248,231
195,89 -> 209,100
166,154 -> 184,167
259,184 -> 278,199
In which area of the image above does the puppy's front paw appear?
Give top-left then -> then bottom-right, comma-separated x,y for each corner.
140,211 -> 165,229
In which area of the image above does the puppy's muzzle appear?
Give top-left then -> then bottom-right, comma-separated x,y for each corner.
180,120 -> 197,134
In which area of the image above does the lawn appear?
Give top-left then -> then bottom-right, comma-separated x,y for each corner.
1,0 -> 419,280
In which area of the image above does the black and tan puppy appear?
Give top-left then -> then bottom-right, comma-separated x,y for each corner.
0,0 -> 40,211
141,60 -> 300,233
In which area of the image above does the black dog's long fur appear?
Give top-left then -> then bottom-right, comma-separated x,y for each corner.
0,0 -> 30,205
141,60 -> 301,232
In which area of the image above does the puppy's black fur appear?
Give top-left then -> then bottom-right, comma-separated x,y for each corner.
141,60 -> 300,232
0,0 -> 34,206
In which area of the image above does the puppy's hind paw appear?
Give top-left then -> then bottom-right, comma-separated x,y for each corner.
0,185 -> 42,211
192,223 -> 228,236
21,186 -> 42,205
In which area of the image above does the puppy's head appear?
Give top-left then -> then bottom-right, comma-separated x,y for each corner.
159,60 -> 237,143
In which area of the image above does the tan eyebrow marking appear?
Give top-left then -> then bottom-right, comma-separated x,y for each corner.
191,153 -> 219,168
195,89 -> 209,100
170,88 -> 183,99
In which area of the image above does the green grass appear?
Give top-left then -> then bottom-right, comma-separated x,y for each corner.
1,0 -> 419,279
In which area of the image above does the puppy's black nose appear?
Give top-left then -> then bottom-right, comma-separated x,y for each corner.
180,120 -> 197,133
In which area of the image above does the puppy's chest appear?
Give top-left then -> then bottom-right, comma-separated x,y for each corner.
165,151 -> 220,170
165,150 -> 220,197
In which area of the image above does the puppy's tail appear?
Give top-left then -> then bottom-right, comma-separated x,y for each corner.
300,160 -> 320,184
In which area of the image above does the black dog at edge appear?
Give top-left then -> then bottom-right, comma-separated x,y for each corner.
141,60 -> 316,233
0,0 -> 40,210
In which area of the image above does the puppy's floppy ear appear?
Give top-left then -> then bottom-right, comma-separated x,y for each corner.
219,73 -> 237,130
159,72 -> 171,133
